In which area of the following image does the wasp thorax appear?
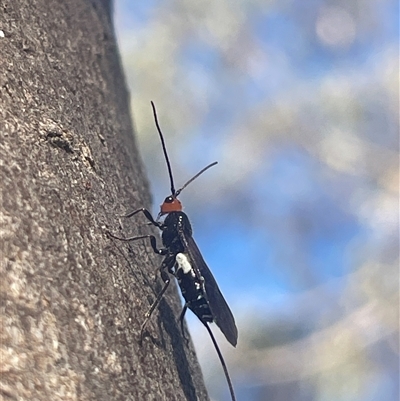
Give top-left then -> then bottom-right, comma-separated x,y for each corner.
160,196 -> 182,214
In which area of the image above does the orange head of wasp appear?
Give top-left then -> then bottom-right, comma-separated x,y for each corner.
160,195 -> 183,215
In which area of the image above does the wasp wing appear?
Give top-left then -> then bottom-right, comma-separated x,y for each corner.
179,232 -> 238,346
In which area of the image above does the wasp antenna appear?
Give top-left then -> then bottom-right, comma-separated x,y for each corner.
151,101 -> 176,196
175,161 -> 218,197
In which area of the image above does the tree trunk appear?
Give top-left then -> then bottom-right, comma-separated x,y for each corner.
0,1 -> 208,400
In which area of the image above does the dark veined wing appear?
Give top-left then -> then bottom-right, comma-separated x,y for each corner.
179,231 -> 238,346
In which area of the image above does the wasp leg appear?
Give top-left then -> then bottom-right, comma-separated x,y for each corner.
140,268 -> 171,343
121,207 -> 163,229
178,304 -> 190,344
107,232 -> 167,256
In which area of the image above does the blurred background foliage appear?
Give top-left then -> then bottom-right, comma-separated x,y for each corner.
113,1 -> 398,400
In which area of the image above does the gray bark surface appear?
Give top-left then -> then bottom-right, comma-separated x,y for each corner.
0,1 -> 208,400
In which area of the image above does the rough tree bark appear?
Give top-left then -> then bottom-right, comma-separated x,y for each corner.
0,1 -> 209,400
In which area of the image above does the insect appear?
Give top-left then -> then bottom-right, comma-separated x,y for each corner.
110,101 -> 238,401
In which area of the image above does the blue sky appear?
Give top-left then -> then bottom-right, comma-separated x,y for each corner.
114,1 -> 399,400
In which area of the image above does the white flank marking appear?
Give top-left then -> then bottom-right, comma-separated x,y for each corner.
176,253 -> 192,274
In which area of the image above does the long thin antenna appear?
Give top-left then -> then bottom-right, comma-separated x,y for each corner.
151,101 -> 176,195
203,322 -> 237,401
175,161 -> 218,197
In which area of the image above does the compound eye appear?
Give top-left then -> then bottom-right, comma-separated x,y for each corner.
164,196 -> 174,203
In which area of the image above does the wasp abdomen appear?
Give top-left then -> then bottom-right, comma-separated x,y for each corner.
175,253 -> 213,323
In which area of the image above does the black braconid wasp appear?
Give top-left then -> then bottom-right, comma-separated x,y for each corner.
109,102 -> 238,401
